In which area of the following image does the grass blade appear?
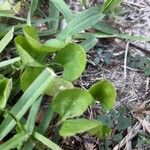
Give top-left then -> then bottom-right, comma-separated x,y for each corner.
0,57 -> 21,68
80,34 -> 98,52
57,7 -> 104,40
49,0 -> 60,31
0,68 -> 55,140
30,0 -> 39,17
38,106 -> 54,134
33,131 -> 62,150
51,0 -> 73,22
25,96 -> 42,135
0,27 -> 14,53
0,133 -> 28,150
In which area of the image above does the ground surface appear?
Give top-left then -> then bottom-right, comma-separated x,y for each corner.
58,0 -> 150,149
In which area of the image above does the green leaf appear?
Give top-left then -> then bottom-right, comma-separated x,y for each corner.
59,119 -> 111,139
54,43 -> 86,81
118,116 -> 130,131
21,67 -> 44,91
89,80 -> 117,110
51,88 -> 94,120
45,77 -> 74,96
0,75 -> 12,109
51,0 -> 73,22
0,57 -> 21,68
30,0 -> 39,16
0,10 -> 15,17
23,25 -> 64,53
15,35 -> 45,67
0,10 -> 26,21
33,131 -> 62,150
21,67 -> 73,96
25,96 -> 42,135
0,27 -> 14,53
48,0 -> 60,30
0,133 -> 28,150
44,38 -> 66,49
57,7 -> 104,40
0,68 -> 55,140
38,106 -> 54,134
80,34 -> 98,52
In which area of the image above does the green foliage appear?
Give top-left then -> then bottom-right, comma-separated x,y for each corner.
54,43 -> 86,81
51,88 -> 94,120
59,119 -> 111,139
100,0 -> 123,14
0,27 -> 14,53
0,75 -> 12,109
89,80 -> 117,110
0,133 -> 28,150
0,0 -> 131,149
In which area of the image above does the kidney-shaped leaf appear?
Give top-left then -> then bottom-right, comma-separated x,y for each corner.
89,80 -> 117,110
0,75 -> 12,109
59,119 -> 111,139
21,67 -> 73,96
51,88 -> 94,120
23,25 -> 65,53
54,43 -> 86,81
45,77 -> 74,96
15,35 -> 45,67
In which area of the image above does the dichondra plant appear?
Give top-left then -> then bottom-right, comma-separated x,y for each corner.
0,25 -> 117,150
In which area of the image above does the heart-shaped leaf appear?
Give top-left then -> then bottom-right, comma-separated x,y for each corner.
59,119 -> 111,139
15,35 -> 45,67
51,88 -> 94,120
21,67 -> 73,96
23,25 -> 65,53
89,80 -> 117,110
0,75 -> 12,109
54,43 -> 86,81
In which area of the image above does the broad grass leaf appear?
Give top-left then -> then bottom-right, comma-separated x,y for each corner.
0,68 -> 55,140
0,75 -> 12,109
15,35 -> 45,67
33,131 -> 62,150
21,67 -> 44,91
51,88 -> 94,120
59,119 -> 111,139
0,133 -> 28,150
0,27 -> 14,53
0,57 -> 21,68
51,0 -> 73,23
57,7 -> 104,40
80,34 -> 98,52
21,67 -> 73,96
54,43 -> 86,81
23,25 -> 64,53
89,80 -> 117,110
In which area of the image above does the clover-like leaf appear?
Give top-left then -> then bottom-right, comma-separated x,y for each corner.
44,39 -> 66,50
20,67 -> 45,91
45,77 -> 74,96
23,25 -> 65,53
21,67 -> 73,96
0,75 -> 12,109
15,35 -> 46,67
54,43 -> 86,81
51,88 -> 94,120
89,80 -> 117,110
59,119 -> 111,139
